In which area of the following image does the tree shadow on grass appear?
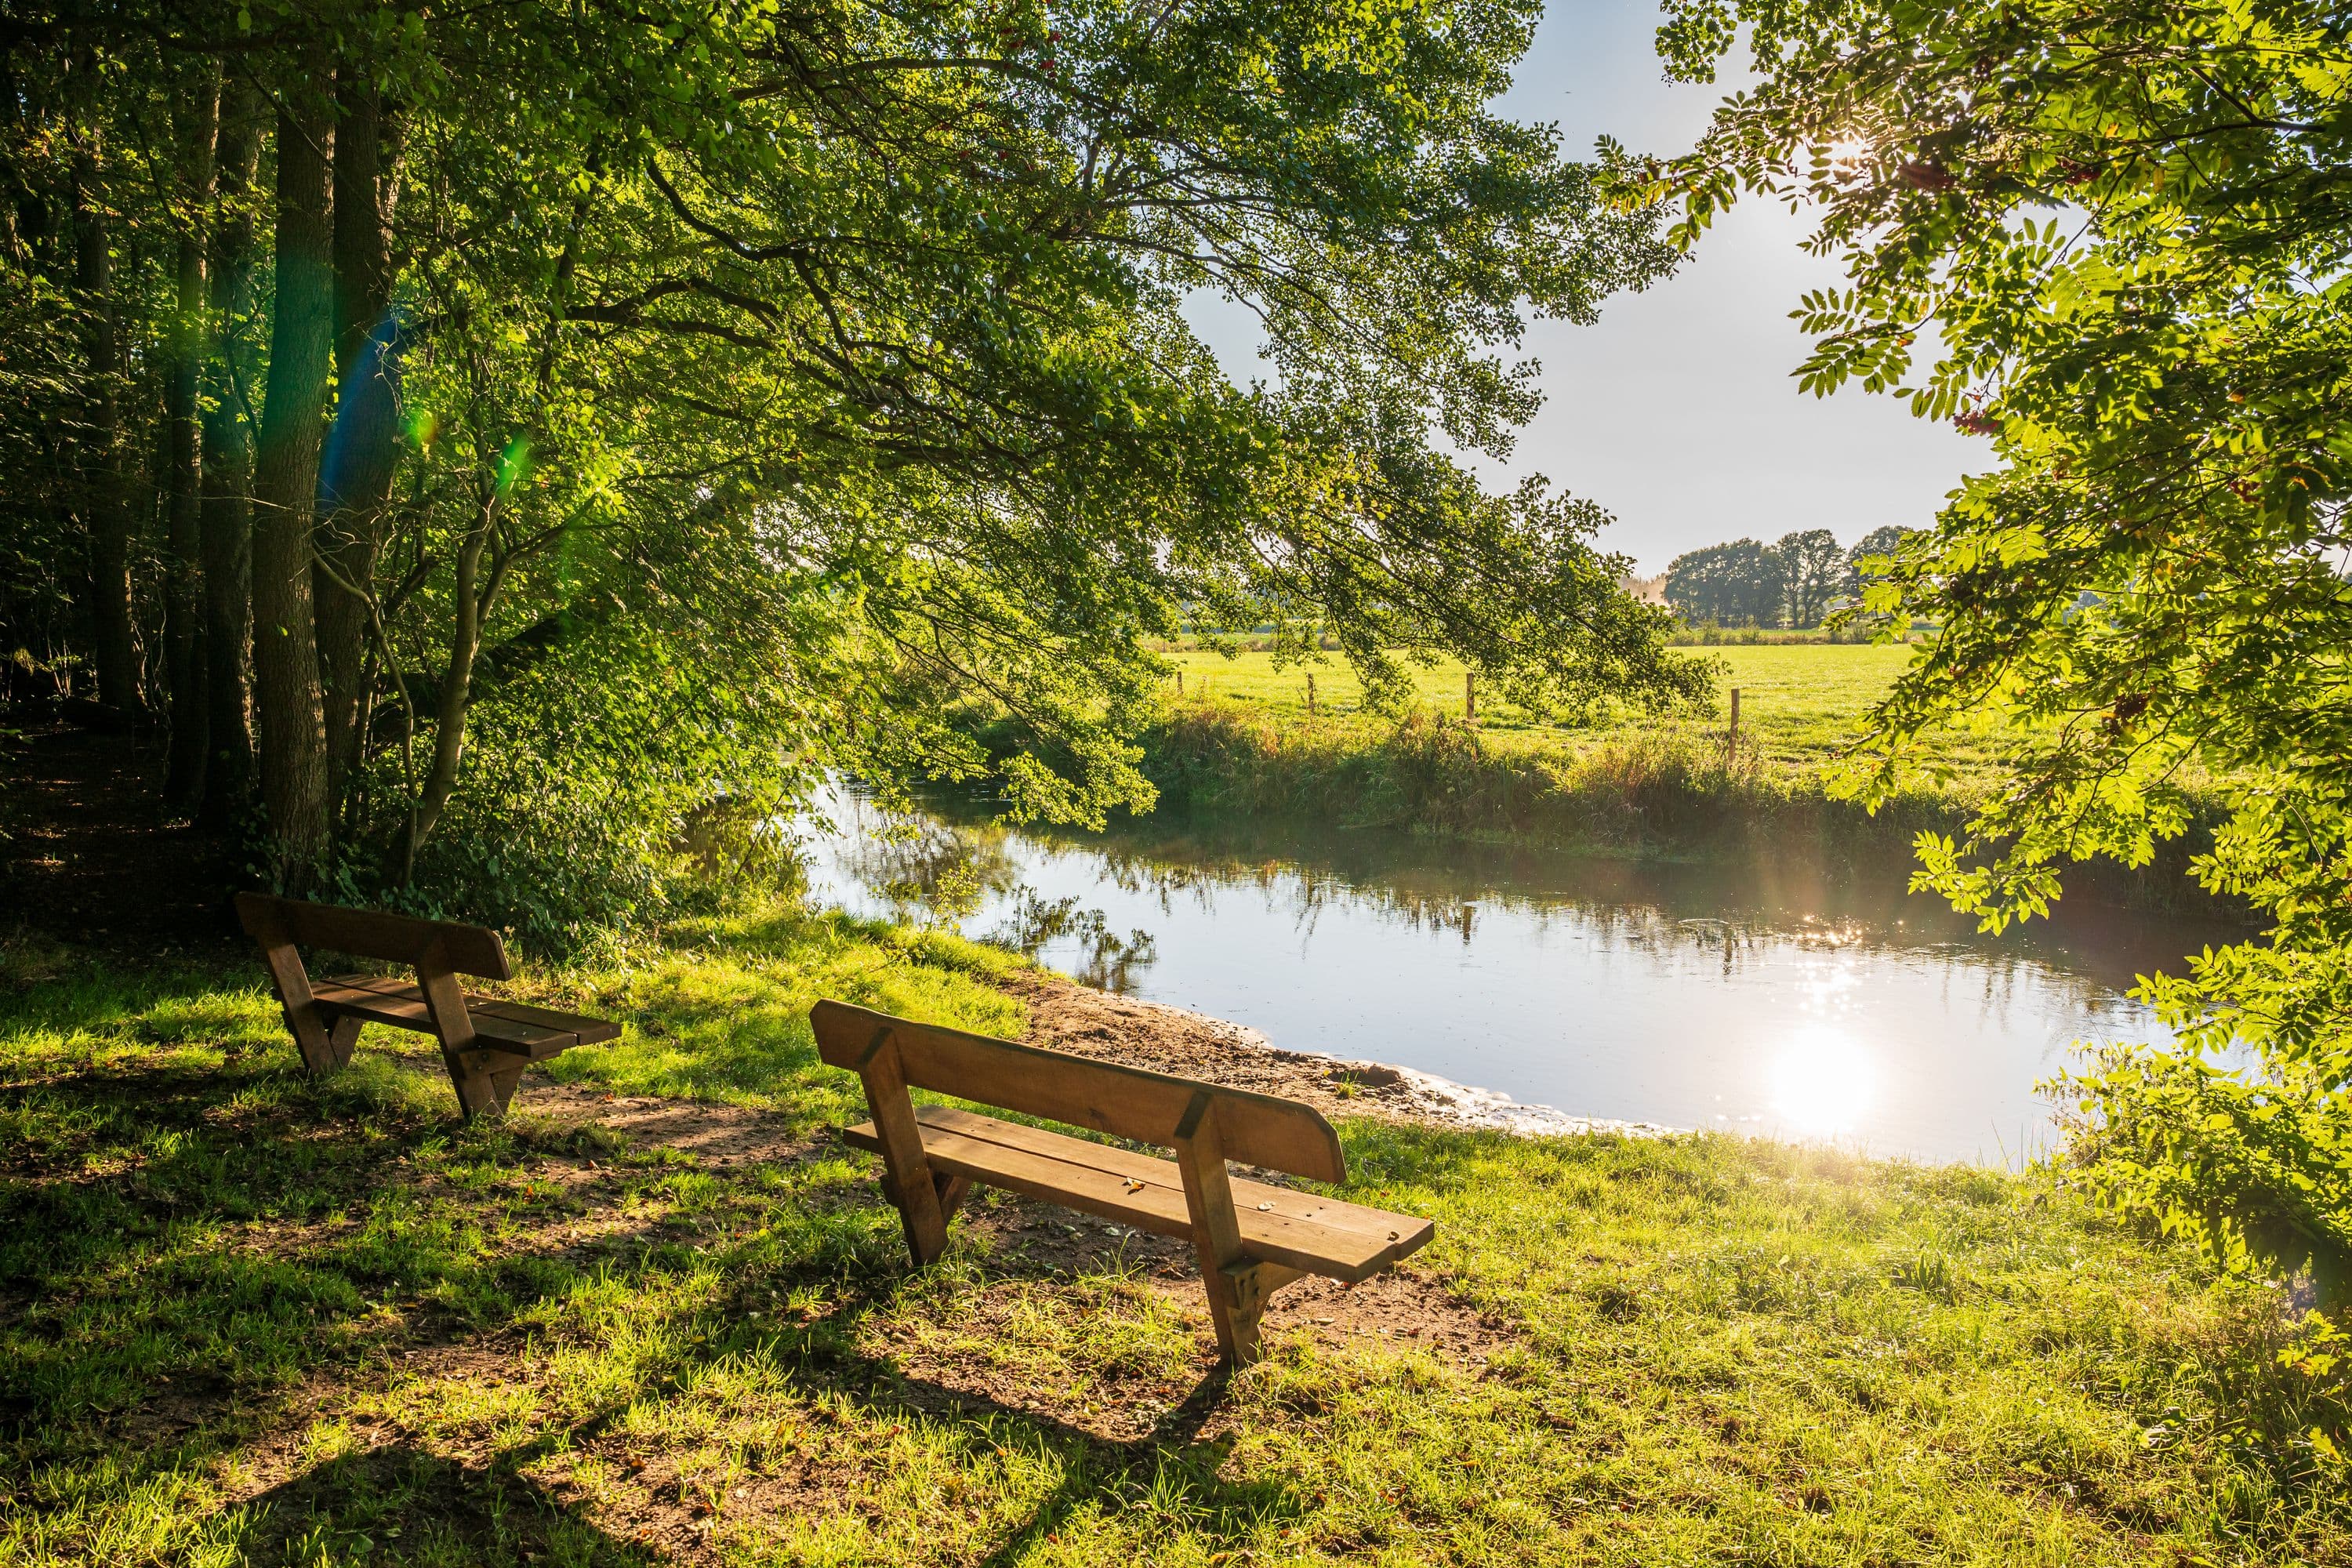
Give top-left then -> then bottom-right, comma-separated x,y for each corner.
2,1005 -> 1311,1563
227,1441 -> 657,1566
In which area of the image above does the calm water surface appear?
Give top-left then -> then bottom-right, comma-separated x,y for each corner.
796,791 -> 2241,1165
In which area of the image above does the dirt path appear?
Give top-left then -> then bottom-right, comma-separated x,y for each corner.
998,967 -> 1676,1139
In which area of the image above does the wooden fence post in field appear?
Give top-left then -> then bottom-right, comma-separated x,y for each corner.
1465,670 -> 1476,723
1305,673 -> 1316,714
1728,687 -> 1740,753
1175,670 -> 1183,696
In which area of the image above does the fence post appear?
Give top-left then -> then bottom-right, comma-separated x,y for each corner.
1175,670 -> 1184,696
1305,673 -> 1316,715
1465,670 -> 1476,723
1728,686 -> 1740,753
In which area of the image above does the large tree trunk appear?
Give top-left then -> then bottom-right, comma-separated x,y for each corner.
197,78 -> 263,826
249,64 -> 336,883
317,69 -> 403,811
162,72 -> 220,808
70,151 -> 141,717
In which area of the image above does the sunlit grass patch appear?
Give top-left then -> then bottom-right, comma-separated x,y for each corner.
529,905 -> 1025,1121
1163,643 -> 1932,769
1,924 -> 2347,1564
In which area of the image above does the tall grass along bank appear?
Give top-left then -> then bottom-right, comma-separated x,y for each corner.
1134,652 -> 2238,916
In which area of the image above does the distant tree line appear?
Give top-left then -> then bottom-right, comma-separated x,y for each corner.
1662,526 -> 1917,628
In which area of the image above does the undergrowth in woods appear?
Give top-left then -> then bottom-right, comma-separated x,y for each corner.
2,907 -> 2345,1565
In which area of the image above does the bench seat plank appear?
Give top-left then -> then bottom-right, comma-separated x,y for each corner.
843,1104 -> 1432,1283
313,974 -> 622,1060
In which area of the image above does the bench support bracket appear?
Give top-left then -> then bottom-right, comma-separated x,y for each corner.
856,1029 -> 952,1265
1174,1091 -> 1285,1365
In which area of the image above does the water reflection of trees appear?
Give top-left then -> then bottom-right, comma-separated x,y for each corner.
985,814 -> 2212,1015
985,891 -> 1158,995
804,790 -> 2192,1028
811,794 -> 1159,994
809,804 -> 1024,926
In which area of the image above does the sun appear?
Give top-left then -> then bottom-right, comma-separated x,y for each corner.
1818,137 -> 1875,175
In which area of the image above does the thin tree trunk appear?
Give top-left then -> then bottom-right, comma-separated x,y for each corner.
403,515 -> 486,875
197,77 -> 262,826
162,72 -> 220,807
71,151 -> 140,717
318,70 -> 402,810
250,64 -> 336,883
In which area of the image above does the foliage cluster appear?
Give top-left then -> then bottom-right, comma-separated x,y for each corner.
1664,524 -> 1916,629
0,0 -> 1706,938
1635,0 -> 2352,1284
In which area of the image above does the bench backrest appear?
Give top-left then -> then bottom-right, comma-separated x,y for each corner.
811,999 -> 1345,1183
234,892 -> 512,981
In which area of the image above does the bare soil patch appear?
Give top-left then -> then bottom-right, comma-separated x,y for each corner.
1000,967 -> 1674,1138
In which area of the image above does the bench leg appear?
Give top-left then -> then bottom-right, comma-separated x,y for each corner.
934,1171 -> 975,1219
296,1014 -> 361,1076
1213,1260 -> 1304,1367
851,1029 -> 951,1266
1203,1262 -> 1258,1365
447,1056 -> 528,1120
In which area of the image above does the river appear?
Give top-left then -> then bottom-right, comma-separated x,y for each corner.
795,789 -> 2244,1165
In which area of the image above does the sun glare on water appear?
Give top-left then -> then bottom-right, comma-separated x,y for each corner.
1769,1025 -> 1878,1138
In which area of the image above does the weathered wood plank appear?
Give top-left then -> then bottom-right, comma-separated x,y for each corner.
234,891 -> 510,978
811,1000 -> 1343,1182
312,975 -> 619,1055
909,1106 -> 1424,1251
840,1109 -> 1431,1281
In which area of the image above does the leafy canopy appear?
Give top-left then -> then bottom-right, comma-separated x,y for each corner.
3,0 -> 1708,932
1628,0 -> 2352,1283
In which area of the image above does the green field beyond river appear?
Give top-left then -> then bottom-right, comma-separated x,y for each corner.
1163,644 -> 1961,770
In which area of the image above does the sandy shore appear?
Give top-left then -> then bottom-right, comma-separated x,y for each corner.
996,967 -> 1679,1139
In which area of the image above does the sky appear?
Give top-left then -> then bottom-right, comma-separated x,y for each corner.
1181,0 -> 1988,577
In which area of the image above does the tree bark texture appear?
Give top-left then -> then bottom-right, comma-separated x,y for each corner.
318,69 -> 403,807
403,517 -> 485,874
71,151 -> 141,717
250,66 -> 336,881
197,78 -> 263,825
162,71 -> 220,806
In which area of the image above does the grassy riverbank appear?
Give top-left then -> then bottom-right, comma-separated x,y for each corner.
1144,648 -> 2232,914
5,910 -> 2347,1565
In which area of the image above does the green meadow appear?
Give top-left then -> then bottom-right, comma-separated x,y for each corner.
3,910 -> 2344,1566
1158,643 -> 2014,776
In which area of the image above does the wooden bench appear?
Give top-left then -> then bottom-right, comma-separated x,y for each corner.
813,999 -> 1435,1364
236,892 -> 619,1119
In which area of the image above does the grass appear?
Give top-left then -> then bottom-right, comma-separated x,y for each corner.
4,909 -> 2347,1564
1161,644 -> 1998,775
1142,648 -> 2236,916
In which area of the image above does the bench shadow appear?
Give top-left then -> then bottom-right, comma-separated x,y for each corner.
961,1365 -> 1247,1568
677,1317 -> 1285,1568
